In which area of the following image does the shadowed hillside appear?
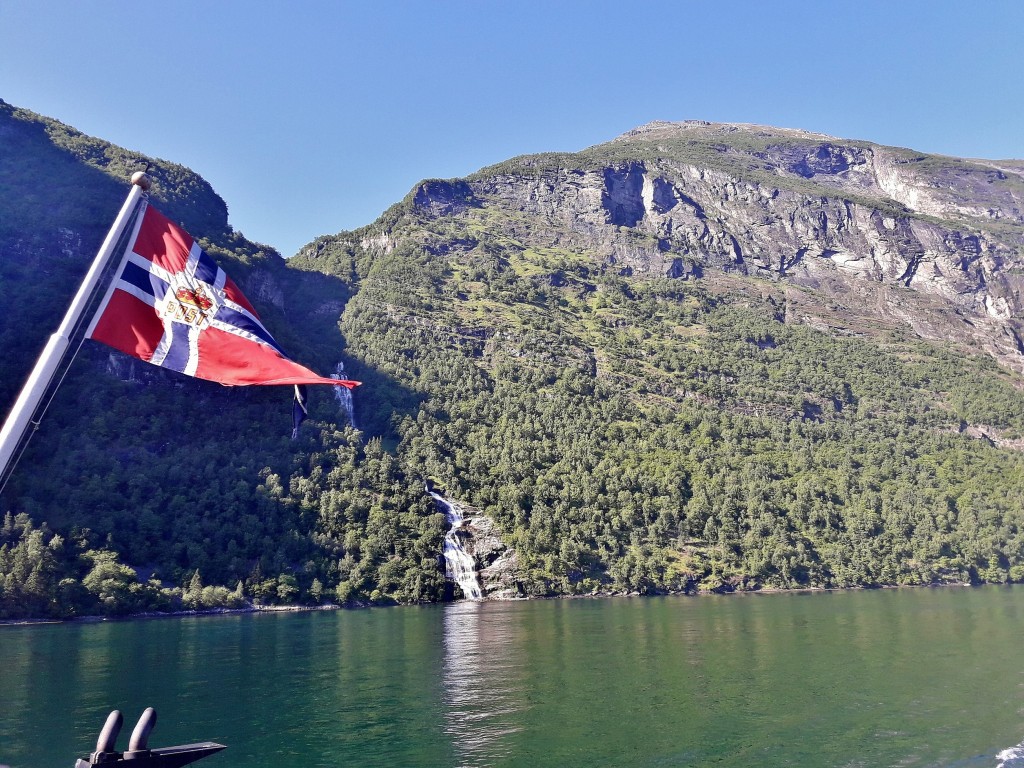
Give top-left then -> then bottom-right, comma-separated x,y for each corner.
0,101 -> 443,618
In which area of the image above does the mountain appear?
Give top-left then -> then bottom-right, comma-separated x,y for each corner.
346,119 -> 1024,368
4,101 -> 1024,618
292,120 -> 1024,594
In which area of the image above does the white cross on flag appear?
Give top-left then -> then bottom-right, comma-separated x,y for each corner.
87,201 -> 359,389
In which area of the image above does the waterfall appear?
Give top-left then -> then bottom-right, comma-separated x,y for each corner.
332,361 -> 356,427
429,489 -> 483,600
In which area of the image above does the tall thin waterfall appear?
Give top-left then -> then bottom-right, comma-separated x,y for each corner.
332,361 -> 356,427
429,489 -> 483,600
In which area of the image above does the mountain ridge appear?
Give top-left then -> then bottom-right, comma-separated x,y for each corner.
611,118 -> 1024,162
343,119 -> 1024,379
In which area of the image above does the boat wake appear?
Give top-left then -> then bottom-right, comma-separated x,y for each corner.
997,743 -> 1024,768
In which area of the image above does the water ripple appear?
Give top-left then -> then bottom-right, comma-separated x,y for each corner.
443,602 -> 528,766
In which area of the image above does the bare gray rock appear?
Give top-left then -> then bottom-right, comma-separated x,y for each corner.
456,504 -> 523,599
443,121 -> 1024,371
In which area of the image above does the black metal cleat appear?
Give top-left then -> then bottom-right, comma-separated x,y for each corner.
75,708 -> 225,768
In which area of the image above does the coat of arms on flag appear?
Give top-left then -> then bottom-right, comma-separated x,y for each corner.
86,201 -> 358,390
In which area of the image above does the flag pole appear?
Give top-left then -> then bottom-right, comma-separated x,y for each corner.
0,172 -> 151,484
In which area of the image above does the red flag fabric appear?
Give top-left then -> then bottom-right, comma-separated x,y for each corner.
87,202 -> 359,389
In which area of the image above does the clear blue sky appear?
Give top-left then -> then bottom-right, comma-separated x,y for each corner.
2,1 -> 1022,256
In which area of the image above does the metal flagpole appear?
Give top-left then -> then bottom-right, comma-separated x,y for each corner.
0,172 -> 151,484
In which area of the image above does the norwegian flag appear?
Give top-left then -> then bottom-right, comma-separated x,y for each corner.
87,201 -> 359,389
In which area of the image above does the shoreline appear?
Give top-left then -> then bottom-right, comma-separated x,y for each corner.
0,579 -> 990,628
0,602 -> 348,628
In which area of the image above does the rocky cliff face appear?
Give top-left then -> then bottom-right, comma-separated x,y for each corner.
390,121 -> 1024,372
461,511 -> 522,599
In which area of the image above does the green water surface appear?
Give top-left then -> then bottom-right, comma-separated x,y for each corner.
2,587 -> 1024,767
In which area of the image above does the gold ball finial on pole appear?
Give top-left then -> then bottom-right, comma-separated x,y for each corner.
131,171 -> 152,191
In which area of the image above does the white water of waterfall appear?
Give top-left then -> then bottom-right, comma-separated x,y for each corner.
430,490 -> 484,600
332,361 -> 356,427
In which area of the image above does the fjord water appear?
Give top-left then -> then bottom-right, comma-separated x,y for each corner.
3,589 -> 1024,768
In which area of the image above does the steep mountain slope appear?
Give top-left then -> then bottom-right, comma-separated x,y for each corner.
473,121 -> 1024,370
0,101 -> 444,618
292,122 -> 1024,594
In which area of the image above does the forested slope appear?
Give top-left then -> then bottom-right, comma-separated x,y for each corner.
0,101 -> 445,618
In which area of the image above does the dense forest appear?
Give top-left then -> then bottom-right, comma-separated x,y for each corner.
3,100 -> 1024,620
293,216 -> 1024,597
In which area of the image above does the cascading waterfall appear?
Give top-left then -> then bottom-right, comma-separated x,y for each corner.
332,361 -> 356,427
429,489 -> 484,600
